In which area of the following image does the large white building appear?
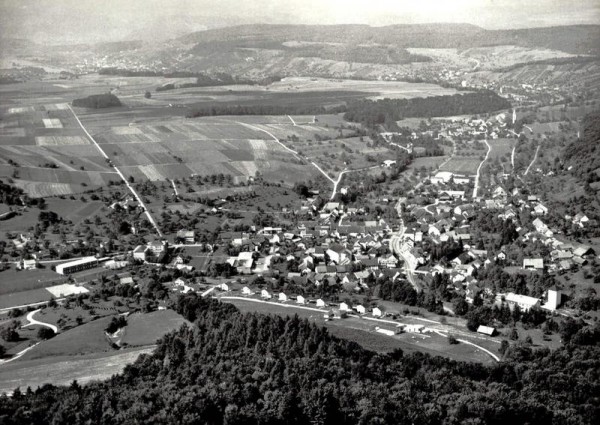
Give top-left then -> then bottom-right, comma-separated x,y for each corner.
505,292 -> 540,311
55,256 -> 98,275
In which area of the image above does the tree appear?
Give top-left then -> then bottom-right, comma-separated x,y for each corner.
448,335 -> 459,345
37,328 -> 55,340
144,91 -> 152,99
509,328 -> 519,341
499,340 -> 509,355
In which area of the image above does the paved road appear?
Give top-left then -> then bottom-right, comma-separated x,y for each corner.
68,105 -> 163,237
21,309 -> 58,333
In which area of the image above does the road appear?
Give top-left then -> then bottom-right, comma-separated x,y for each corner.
21,309 -> 59,333
524,145 -> 540,176
67,105 -> 163,238
170,179 -> 179,197
472,139 -> 490,199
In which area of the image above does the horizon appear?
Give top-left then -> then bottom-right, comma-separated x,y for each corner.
1,0 -> 598,45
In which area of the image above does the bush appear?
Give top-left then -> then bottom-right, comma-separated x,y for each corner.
448,335 -> 459,345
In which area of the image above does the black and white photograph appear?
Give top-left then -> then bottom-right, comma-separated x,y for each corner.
0,1 -> 599,423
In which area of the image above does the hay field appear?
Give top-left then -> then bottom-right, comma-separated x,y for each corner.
439,156 -> 482,175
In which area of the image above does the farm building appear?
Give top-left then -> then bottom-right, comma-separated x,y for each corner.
355,305 -> 366,314
372,307 -> 383,317
431,171 -> 454,185
279,293 -> 288,302
316,299 -> 326,307
219,283 -> 229,291
55,257 -> 99,275
261,289 -> 272,299
242,287 -> 253,295
375,327 -> 395,336
133,245 -> 150,261
297,295 -> 306,304
477,325 -> 495,336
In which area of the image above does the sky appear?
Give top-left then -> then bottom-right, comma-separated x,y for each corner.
1,0 -> 599,44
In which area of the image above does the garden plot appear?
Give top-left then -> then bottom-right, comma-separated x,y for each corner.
0,127 -> 26,138
42,118 -> 63,129
439,157 -> 482,175
12,181 -> 76,197
6,106 -> 35,115
45,283 -> 89,298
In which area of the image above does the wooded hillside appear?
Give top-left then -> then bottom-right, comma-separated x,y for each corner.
1,294 -> 598,424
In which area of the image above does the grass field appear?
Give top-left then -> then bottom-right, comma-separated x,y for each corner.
119,310 -> 189,347
0,346 -> 154,395
439,156 -> 482,175
0,269 -> 67,296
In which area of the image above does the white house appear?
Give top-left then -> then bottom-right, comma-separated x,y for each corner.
279,293 -> 288,302
523,258 -> 544,270
372,307 -> 383,317
242,286 -> 253,295
18,258 -> 38,270
340,302 -> 351,312
261,289 -> 272,299
316,299 -> 326,308
477,325 -> 495,336
355,305 -> 366,314
296,295 -> 306,305
505,292 -> 540,311
219,283 -> 230,291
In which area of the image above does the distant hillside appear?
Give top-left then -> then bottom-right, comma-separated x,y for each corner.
564,111 -> 600,182
179,24 -> 600,55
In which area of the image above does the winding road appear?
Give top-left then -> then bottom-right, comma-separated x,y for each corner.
21,309 -> 58,333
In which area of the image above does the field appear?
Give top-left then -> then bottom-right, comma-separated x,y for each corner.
118,310 -> 189,347
0,269 -> 67,296
0,347 -> 153,395
439,156 -> 482,175
0,75 -> 465,196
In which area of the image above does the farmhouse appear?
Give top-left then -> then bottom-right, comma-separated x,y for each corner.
296,295 -> 306,304
431,171 -> 453,185
279,293 -> 288,302
261,289 -> 272,299
477,325 -> 495,336
17,258 -> 38,270
55,256 -> 99,275
372,307 -> 383,317
176,230 -> 195,244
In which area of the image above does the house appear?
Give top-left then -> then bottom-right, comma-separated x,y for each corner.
477,325 -> 495,336
296,295 -> 306,305
242,286 -> 253,295
523,258 -> 544,270
133,245 -> 150,261
372,307 -> 383,317
219,283 -> 229,291
326,244 -> 352,264
533,204 -> 548,216
383,159 -> 396,167
355,305 -> 366,314
379,254 -> 398,268
340,302 -> 351,312
431,171 -> 453,185
316,299 -> 326,307
18,258 -> 38,270
261,289 -> 272,299
574,245 -> 593,258
505,292 -> 540,311
279,293 -> 288,302
120,276 -> 134,285
176,230 -> 195,244
148,240 -> 167,255
573,213 -> 589,227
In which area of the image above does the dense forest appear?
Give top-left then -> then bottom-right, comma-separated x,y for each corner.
563,111 -> 600,182
186,103 -> 345,118
1,294 -> 598,424
288,45 -> 431,64
343,91 -> 511,128
72,93 -> 122,109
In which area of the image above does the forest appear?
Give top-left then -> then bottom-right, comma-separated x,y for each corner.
1,294 -> 598,425
186,103 -> 345,118
563,111 -> 600,183
72,93 -> 122,109
343,91 -> 512,128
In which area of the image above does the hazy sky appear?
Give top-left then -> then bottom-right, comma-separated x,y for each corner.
1,0 -> 599,44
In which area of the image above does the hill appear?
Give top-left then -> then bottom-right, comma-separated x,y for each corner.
0,294 -> 598,424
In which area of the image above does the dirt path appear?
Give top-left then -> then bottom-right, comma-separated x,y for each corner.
524,145 -> 540,176
472,139 -> 491,199
68,105 -> 163,237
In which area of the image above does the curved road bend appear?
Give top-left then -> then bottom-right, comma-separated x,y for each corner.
21,309 -> 59,333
